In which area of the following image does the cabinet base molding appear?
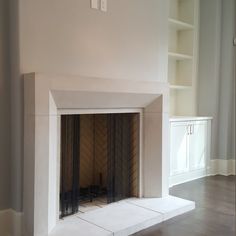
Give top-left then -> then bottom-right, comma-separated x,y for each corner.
170,159 -> 235,187
169,168 -> 207,187
0,209 -> 22,236
209,159 -> 235,176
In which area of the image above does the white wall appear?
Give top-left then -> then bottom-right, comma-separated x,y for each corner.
198,0 -> 222,160
10,0 -> 169,211
198,0 -> 235,160
0,0 -> 11,210
19,0 -> 168,81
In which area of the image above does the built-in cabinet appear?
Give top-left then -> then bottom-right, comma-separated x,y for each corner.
170,117 -> 212,186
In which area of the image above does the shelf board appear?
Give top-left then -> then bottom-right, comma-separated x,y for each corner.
170,85 -> 192,90
168,18 -> 194,31
168,52 -> 193,60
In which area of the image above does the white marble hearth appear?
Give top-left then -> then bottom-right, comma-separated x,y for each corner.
50,196 -> 195,236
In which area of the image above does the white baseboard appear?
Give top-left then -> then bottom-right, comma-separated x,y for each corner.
169,159 -> 235,187
209,159 -> 235,176
0,209 -> 22,236
169,168 -> 207,187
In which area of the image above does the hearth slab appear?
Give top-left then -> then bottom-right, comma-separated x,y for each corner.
49,216 -> 112,236
126,195 -> 195,220
77,201 -> 163,236
50,196 -> 195,236
79,204 -> 101,213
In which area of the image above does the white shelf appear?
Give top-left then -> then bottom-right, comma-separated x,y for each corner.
168,52 -> 192,60
169,18 -> 194,31
170,116 -> 213,122
170,85 -> 192,90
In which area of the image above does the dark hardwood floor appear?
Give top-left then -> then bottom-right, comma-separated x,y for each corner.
135,176 -> 235,236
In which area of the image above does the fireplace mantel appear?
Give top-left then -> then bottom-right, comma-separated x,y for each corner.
23,73 -> 170,236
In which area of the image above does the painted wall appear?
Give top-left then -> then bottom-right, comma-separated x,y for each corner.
10,0 -> 22,212
10,0 -> 169,211
198,0 -> 235,160
0,0 -> 11,210
198,0 -> 222,160
217,0 -> 235,160
19,0 -> 168,81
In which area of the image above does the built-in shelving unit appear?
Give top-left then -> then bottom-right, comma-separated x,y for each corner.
168,0 -> 199,116
168,1 -> 210,189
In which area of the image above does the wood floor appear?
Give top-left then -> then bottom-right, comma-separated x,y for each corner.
135,176 -> 235,236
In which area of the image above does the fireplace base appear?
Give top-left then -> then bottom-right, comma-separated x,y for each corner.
50,196 -> 195,236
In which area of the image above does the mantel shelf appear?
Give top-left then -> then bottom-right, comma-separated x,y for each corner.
168,18 -> 194,31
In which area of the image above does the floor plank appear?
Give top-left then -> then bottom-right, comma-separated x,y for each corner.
134,176 -> 235,236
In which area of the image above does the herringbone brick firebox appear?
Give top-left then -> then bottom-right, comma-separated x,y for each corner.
60,113 -> 139,217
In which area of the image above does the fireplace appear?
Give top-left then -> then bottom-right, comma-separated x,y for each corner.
60,113 -> 140,218
23,73 -> 170,235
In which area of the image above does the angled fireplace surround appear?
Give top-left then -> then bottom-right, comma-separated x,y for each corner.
23,73 -> 170,236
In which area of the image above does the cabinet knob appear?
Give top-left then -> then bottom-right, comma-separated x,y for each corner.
186,125 -> 189,135
186,124 -> 194,135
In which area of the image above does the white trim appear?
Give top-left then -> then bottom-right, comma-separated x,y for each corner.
24,73 -> 170,235
169,168 -> 207,187
0,209 -> 23,236
56,108 -> 144,221
208,159 -> 236,176
169,159 -> 235,187
58,108 -> 143,115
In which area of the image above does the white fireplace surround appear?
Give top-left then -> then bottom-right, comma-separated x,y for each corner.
24,73 -> 170,236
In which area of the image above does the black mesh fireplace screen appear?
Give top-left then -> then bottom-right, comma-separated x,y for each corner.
60,115 -> 80,218
107,113 -> 132,203
60,113 -> 139,218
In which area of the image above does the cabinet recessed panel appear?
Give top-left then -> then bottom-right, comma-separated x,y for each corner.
189,123 -> 207,170
170,124 -> 189,175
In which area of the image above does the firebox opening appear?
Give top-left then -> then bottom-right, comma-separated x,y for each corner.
60,113 -> 140,218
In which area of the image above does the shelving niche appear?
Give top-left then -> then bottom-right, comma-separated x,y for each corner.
168,0 -> 199,116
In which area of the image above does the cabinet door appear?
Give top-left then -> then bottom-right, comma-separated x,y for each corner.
170,123 -> 189,175
189,121 -> 207,170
